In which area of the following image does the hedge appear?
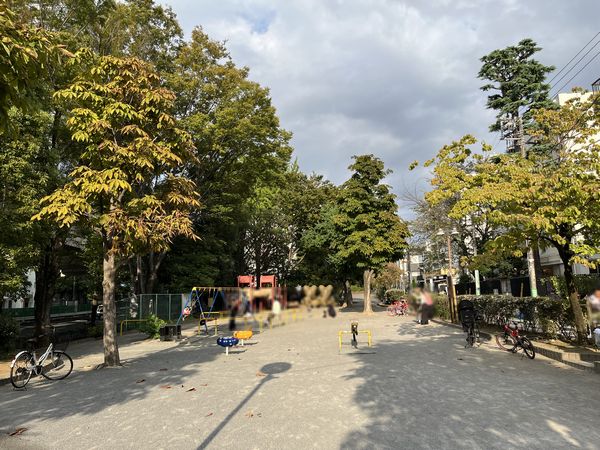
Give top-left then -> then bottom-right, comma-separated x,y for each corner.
449,294 -> 587,341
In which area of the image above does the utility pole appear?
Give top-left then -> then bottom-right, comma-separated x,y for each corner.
500,115 -> 538,297
472,221 -> 481,296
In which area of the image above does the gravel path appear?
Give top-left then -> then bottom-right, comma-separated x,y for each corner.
1,307 -> 599,449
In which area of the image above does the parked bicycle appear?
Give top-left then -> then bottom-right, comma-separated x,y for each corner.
10,331 -> 73,389
495,321 -> 536,359
387,300 -> 408,316
458,299 -> 481,348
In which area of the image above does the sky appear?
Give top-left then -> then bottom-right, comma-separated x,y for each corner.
160,0 -> 600,217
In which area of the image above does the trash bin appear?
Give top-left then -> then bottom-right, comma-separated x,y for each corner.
159,324 -> 181,341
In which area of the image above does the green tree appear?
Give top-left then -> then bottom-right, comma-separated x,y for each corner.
34,56 -> 199,365
157,27 -> 291,290
335,155 -> 409,313
479,38 -> 555,134
424,94 -> 600,341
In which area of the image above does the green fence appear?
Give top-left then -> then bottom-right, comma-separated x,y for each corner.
116,294 -> 185,322
1,304 -> 92,318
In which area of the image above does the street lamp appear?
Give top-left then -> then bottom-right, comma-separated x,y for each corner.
437,227 -> 459,322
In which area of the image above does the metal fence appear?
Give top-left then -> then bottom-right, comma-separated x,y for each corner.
116,294 -> 186,322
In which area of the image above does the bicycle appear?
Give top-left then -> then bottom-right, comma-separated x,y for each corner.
10,332 -> 73,389
387,300 -> 408,316
495,321 -> 536,359
460,309 -> 481,348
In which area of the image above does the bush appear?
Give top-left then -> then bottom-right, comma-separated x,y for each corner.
383,289 -> 405,304
457,294 -> 587,341
0,315 -> 19,352
87,324 -> 104,339
433,294 -> 450,320
140,314 -> 166,339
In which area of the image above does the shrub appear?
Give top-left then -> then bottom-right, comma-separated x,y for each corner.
457,294 -> 587,341
87,324 -> 104,339
0,315 -> 19,352
384,289 -> 405,304
140,314 -> 166,339
433,294 -> 450,320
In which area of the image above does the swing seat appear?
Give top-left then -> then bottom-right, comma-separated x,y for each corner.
233,330 -> 253,340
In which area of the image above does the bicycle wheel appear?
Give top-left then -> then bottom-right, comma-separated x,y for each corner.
495,333 -> 517,352
521,337 -> 536,360
10,352 -> 34,389
41,350 -> 73,380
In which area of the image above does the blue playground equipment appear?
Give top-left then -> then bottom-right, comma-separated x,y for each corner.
177,287 -> 223,334
216,336 -> 239,355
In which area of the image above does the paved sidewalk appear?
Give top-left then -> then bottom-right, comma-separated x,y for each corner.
1,309 -> 599,449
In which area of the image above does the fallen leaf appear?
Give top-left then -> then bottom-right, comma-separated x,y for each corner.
457,358 -> 463,360
9,428 -> 27,436
256,371 -> 266,377
160,385 -> 171,389
245,410 -> 254,418
200,383 -> 208,386
159,368 -> 168,371
205,412 -> 213,417
187,388 -> 196,392
136,379 -> 145,383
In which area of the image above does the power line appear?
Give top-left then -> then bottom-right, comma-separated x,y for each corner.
552,49 -> 600,98
547,31 -> 600,86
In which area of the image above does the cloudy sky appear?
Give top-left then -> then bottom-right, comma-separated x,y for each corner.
160,0 -> 599,216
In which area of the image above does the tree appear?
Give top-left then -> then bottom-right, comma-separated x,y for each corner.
156,27 -> 291,290
0,3 -> 66,127
335,155 -> 409,313
424,94 -> 600,341
479,38 -> 555,134
33,56 -> 199,365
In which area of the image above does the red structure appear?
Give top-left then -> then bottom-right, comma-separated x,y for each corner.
259,274 -> 277,288
237,275 -> 255,288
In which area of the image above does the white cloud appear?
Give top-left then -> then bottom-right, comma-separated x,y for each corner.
161,0 -> 600,216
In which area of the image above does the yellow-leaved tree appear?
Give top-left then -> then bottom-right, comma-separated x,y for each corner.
33,55 -> 199,366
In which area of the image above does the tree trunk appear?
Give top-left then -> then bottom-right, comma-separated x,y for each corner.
102,246 -> 120,366
344,280 -> 353,306
145,251 -> 166,294
562,259 -> 587,343
34,239 -> 60,342
363,269 -> 374,314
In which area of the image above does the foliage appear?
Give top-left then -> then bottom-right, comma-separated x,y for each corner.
373,263 -> 403,300
0,315 -> 20,352
544,274 -> 600,300
478,38 -> 555,133
433,294 -> 451,321
333,155 -> 409,312
140,313 -> 166,339
33,55 -> 199,365
457,294 -> 587,341
383,289 -> 405,304
420,94 -> 600,341
0,3 -> 69,126
87,324 -> 104,339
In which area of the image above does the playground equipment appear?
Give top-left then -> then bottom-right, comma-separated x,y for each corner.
338,321 -> 372,352
237,275 -> 256,288
177,287 -> 224,335
217,336 -> 239,355
233,330 -> 253,346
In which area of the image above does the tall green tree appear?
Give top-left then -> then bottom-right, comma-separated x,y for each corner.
424,94 -> 600,341
335,155 -> 409,313
479,38 -> 555,134
34,56 -> 199,365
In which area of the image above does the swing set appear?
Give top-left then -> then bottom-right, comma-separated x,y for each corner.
177,287 -> 228,334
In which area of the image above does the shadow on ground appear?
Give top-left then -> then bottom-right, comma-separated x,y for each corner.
0,334 -> 221,429
341,321 -> 600,450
